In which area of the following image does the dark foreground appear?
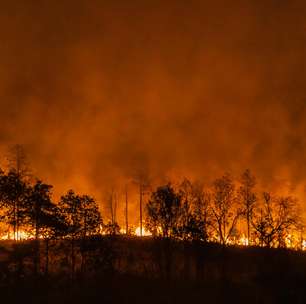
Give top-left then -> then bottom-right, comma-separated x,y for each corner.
1,237 -> 306,303
1,273 -> 305,304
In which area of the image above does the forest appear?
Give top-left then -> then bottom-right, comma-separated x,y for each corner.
0,145 -> 305,303
0,146 -> 304,247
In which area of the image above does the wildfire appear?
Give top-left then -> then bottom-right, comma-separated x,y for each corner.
119,226 -> 152,236
0,230 -> 33,241
135,226 -> 152,237
285,234 -> 293,248
1,228 -> 306,251
238,235 -> 249,246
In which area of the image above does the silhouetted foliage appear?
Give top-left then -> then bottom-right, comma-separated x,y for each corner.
23,181 -> 57,239
145,184 -> 181,237
104,221 -> 120,235
58,190 -> 102,276
23,180 -> 64,274
0,153 -> 304,304
58,190 -> 102,239
0,171 -> 28,240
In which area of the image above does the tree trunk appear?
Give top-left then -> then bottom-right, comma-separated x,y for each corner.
34,204 -> 40,275
247,205 -> 250,245
45,239 -> 49,276
16,199 -> 20,241
80,238 -> 86,275
13,201 -> 17,241
71,238 -> 75,278
139,184 -> 143,236
125,186 -> 128,235
34,239 -> 40,276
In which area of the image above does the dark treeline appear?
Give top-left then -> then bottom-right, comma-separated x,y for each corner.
0,146 -> 306,303
0,162 -> 303,249
145,171 -> 303,248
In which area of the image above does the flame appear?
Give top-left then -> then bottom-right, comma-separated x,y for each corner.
119,228 -> 126,234
135,226 -> 152,237
0,230 -> 33,241
238,235 -> 249,246
1,228 -> 305,250
285,234 -> 292,248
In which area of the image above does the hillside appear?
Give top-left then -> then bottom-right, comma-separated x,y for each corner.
0,237 -> 306,303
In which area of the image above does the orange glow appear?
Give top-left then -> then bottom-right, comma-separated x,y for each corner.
1,228 -> 305,251
0,230 -> 33,241
238,235 -> 249,246
135,226 -> 152,237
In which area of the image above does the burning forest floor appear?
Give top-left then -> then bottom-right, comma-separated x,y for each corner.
0,237 -> 306,303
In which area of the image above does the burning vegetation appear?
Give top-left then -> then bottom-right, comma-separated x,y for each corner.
0,160 -> 304,249
0,146 -> 304,251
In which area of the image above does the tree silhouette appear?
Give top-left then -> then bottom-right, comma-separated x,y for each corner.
145,184 -> 181,238
252,192 -> 300,247
23,180 -> 61,274
104,221 -> 120,235
0,168 -> 6,220
0,170 -> 28,240
7,144 -> 30,178
58,190 -> 102,275
238,169 -> 257,245
190,187 -> 211,242
132,167 -> 151,237
176,179 -> 211,241
6,144 -> 31,239
106,189 -> 120,235
211,174 -> 241,245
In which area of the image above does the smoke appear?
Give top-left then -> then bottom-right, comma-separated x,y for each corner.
0,0 -> 306,221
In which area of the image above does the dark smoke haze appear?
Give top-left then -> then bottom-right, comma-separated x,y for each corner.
0,1 -> 306,221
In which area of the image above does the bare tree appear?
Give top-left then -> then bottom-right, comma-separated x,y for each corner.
105,188 -> 120,235
238,169 -> 257,245
211,174 -> 241,245
133,171 -> 150,237
7,144 -> 30,178
192,186 -> 212,242
252,192 -> 300,248
125,185 -> 129,235
176,179 -> 211,241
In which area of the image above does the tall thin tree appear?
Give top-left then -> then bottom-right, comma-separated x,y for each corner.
239,169 -> 257,245
125,185 -> 129,235
7,144 -> 30,240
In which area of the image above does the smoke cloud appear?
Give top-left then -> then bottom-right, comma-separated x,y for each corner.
0,0 -> 306,221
